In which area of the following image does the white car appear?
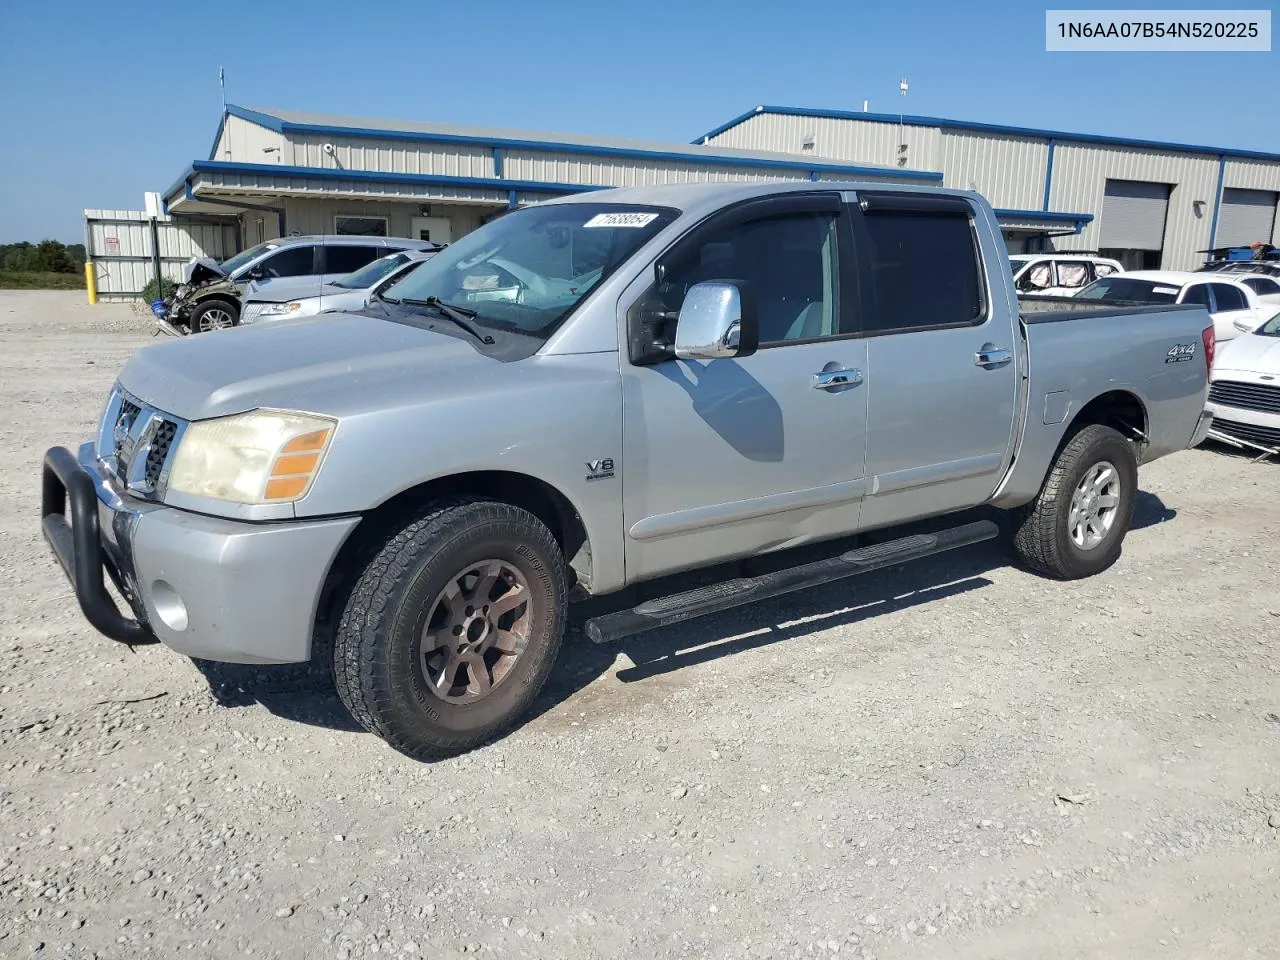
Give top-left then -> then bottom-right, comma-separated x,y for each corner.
1205,307 -> 1280,455
1010,254 -> 1123,297
241,249 -> 439,325
1075,270 -> 1272,342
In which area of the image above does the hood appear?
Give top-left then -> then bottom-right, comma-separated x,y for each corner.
118,312 -> 500,422
183,256 -> 226,284
244,274 -> 324,303
1213,332 -> 1280,377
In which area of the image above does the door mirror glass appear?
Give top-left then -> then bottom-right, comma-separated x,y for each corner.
674,281 -> 758,360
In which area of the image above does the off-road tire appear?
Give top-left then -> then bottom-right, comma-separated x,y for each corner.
1011,423 -> 1137,580
189,299 -> 239,333
333,498 -> 567,761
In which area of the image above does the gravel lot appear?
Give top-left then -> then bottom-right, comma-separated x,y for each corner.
2,290 -> 1278,960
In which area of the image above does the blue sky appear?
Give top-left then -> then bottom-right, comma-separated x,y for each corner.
1,0 -> 1276,243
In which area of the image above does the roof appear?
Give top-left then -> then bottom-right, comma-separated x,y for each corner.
1120,270 -> 1231,284
696,105 -> 1280,164
224,104 -> 942,181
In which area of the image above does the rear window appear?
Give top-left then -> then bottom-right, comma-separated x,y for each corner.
1077,277 -> 1179,303
861,210 -> 984,332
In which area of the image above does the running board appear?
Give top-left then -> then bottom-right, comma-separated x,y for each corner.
583,519 -> 999,644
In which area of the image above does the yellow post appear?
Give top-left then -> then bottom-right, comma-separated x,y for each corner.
84,262 -> 97,305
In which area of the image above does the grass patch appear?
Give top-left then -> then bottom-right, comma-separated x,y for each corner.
0,271 -> 86,290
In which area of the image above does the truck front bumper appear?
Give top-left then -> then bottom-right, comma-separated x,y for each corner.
41,443 -> 359,664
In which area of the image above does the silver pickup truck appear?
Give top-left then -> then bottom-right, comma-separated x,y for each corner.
42,181 -> 1215,760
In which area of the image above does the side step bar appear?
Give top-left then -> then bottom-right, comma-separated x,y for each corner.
583,519 -> 999,644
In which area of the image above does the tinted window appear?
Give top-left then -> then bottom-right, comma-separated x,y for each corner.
1180,284 -> 1211,307
325,245 -> 382,275
645,211 -> 844,344
1209,283 -> 1248,311
334,216 -> 388,237
1077,277 -> 1178,303
861,211 -> 983,331
1242,276 -> 1280,295
259,246 -> 315,278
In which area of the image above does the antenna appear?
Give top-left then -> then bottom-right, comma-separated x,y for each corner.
897,76 -> 909,167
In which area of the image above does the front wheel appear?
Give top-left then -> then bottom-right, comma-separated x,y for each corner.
189,299 -> 239,333
333,499 -> 568,761
1010,423 -> 1138,580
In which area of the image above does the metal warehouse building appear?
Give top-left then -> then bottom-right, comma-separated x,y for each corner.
696,105 -> 1280,269
85,102 -> 1280,298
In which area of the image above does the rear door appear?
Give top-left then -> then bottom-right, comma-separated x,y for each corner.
851,191 -> 1020,530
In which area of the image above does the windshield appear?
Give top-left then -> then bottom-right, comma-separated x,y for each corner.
1077,277 -> 1180,303
1256,309 -> 1280,336
380,202 -> 678,339
218,240 -> 278,276
333,252 -> 413,289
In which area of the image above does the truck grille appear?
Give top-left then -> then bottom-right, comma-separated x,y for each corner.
102,387 -> 184,494
1208,380 -> 1280,414
1211,416 -> 1280,449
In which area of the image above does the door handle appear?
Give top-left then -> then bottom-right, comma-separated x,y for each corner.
974,347 -> 1012,369
812,368 -> 863,390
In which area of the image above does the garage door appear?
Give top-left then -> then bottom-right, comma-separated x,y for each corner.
1100,180 -> 1171,251
1216,188 -> 1278,247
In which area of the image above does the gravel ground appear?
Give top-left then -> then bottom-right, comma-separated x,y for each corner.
2,290 -> 1278,960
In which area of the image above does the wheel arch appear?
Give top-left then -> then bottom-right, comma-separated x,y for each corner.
312,470 -> 592,659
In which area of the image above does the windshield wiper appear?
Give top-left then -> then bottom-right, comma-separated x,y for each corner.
400,296 -> 495,344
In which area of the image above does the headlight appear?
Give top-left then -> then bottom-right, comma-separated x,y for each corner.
258,301 -> 303,316
167,410 -> 336,504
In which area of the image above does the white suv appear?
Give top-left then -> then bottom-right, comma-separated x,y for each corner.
1010,254 -> 1124,298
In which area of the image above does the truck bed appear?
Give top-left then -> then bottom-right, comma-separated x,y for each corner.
1017,294 -> 1206,323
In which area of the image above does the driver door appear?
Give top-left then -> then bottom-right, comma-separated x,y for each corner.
620,193 -> 869,582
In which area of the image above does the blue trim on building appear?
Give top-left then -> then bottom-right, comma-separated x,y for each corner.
507,189 -> 518,209
1041,139 -> 1055,212
696,104 -> 1280,164
223,104 -> 941,181
1207,156 -> 1227,249
208,112 -> 227,161
492,147 -> 504,178
226,104 -> 287,132
992,208 -> 1093,225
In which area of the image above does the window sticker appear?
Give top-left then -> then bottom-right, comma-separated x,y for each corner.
583,212 -> 660,229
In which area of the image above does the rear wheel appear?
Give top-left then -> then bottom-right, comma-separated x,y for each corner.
190,299 -> 239,333
333,498 -> 567,760
1011,424 -> 1138,580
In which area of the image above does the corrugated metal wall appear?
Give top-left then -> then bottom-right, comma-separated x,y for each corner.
215,115 -> 285,161
200,170 -> 509,206
276,199 -> 489,240
704,113 -> 940,171
503,150 -> 809,187
84,210 -> 239,300
938,131 -> 1047,210
1049,144 -> 1218,268
287,134 -> 493,178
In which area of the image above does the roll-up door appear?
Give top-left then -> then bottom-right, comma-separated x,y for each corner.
1100,180 -> 1171,251
1216,188 -> 1278,247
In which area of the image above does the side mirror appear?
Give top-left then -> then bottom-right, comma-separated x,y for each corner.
673,281 -> 758,360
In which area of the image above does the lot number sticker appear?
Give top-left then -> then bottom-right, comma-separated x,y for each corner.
583,212 -> 659,229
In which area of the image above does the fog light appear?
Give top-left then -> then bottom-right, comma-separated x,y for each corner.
151,580 -> 189,631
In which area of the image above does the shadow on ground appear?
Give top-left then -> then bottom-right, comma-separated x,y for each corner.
188,494 -> 1177,745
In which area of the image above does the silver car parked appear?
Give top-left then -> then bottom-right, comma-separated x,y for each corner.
240,248 -> 441,325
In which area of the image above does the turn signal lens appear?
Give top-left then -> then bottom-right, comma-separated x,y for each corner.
265,428 -> 334,501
